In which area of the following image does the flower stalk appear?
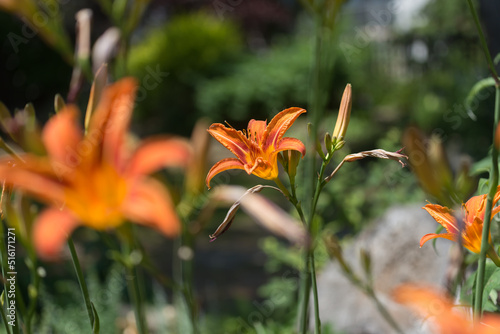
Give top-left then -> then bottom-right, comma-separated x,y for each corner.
474,84 -> 500,317
120,227 -> 148,334
465,0 -> 500,318
67,237 -> 96,331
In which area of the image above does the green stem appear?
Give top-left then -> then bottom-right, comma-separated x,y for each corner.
298,161 -> 328,334
273,177 -> 292,199
298,251 -> 312,333
283,171 -> 313,333
122,234 -> 148,334
175,228 -> 199,334
25,242 -> 41,333
67,237 -> 95,330
466,0 -> 500,83
337,259 -> 403,334
141,254 -> 178,290
365,286 -> 404,334
488,247 -> 500,267
0,298 -> 12,334
310,253 -> 321,334
474,85 -> 500,318
14,280 -> 26,329
128,265 -> 148,334
297,0 -> 342,328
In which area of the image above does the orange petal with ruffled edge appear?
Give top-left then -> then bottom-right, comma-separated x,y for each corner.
465,194 -> 487,223
42,106 -> 83,165
33,208 -> 80,260
126,137 -> 192,176
265,107 -> 306,149
208,124 -> 251,163
206,158 -> 245,189
423,204 -> 459,234
276,137 -> 306,157
420,232 -> 456,248
123,178 -> 181,237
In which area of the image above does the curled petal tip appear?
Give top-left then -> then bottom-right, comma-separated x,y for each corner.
205,158 -> 245,189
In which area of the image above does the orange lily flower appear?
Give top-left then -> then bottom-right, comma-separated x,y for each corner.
394,284 -> 500,334
206,107 -> 306,188
420,186 -> 500,253
0,78 -> 191,259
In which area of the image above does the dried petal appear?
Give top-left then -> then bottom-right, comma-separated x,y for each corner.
209,185 -> 308,245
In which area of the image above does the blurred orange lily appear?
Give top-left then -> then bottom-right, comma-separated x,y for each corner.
0,78 -> 191,259
420,186 -> 500,254
206,107 -> 306,188
394,284 -> 500,334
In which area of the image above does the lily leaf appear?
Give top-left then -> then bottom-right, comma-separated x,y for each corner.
465,77 -> 495,120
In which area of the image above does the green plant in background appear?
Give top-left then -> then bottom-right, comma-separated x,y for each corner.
127,12 -> 243,135
195,16 -> 349,124
196,35 -> 313,122
37,267 -> 122,334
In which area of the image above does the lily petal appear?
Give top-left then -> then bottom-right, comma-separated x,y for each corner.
420,232 -> 456,247
265,107 -> 306,149
33,208 -> 80,259
247,119 -> 267,144
462,217 -> 486,253
275,137 -> 306,157
465,194 -> 486,222
393,284 -> 468,333
479,315 -> 500,334
42,106 -> 83,164
206,158 -> 245,189
0,158 -> 65,203
123,178 -> 180,237
422,204 -> 459,234
208,124 -> 251,162
492,204 -> 500,218
493,184 -> 500,205
88,77 -> 137,166
126,137 -> 192,177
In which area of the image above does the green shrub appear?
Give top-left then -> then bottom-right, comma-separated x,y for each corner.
127,12 -> 243,135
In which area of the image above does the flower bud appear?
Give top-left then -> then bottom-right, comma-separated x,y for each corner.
185,119 -> 210,197
54,94 -> 66,113
286,150 -> 301,178
332,84 -> 352,140
324,132 -> 333,151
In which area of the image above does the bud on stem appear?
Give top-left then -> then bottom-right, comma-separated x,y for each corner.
332,84 -> 352,140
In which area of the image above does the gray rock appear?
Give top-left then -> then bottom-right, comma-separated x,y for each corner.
315,204 -> 452,334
